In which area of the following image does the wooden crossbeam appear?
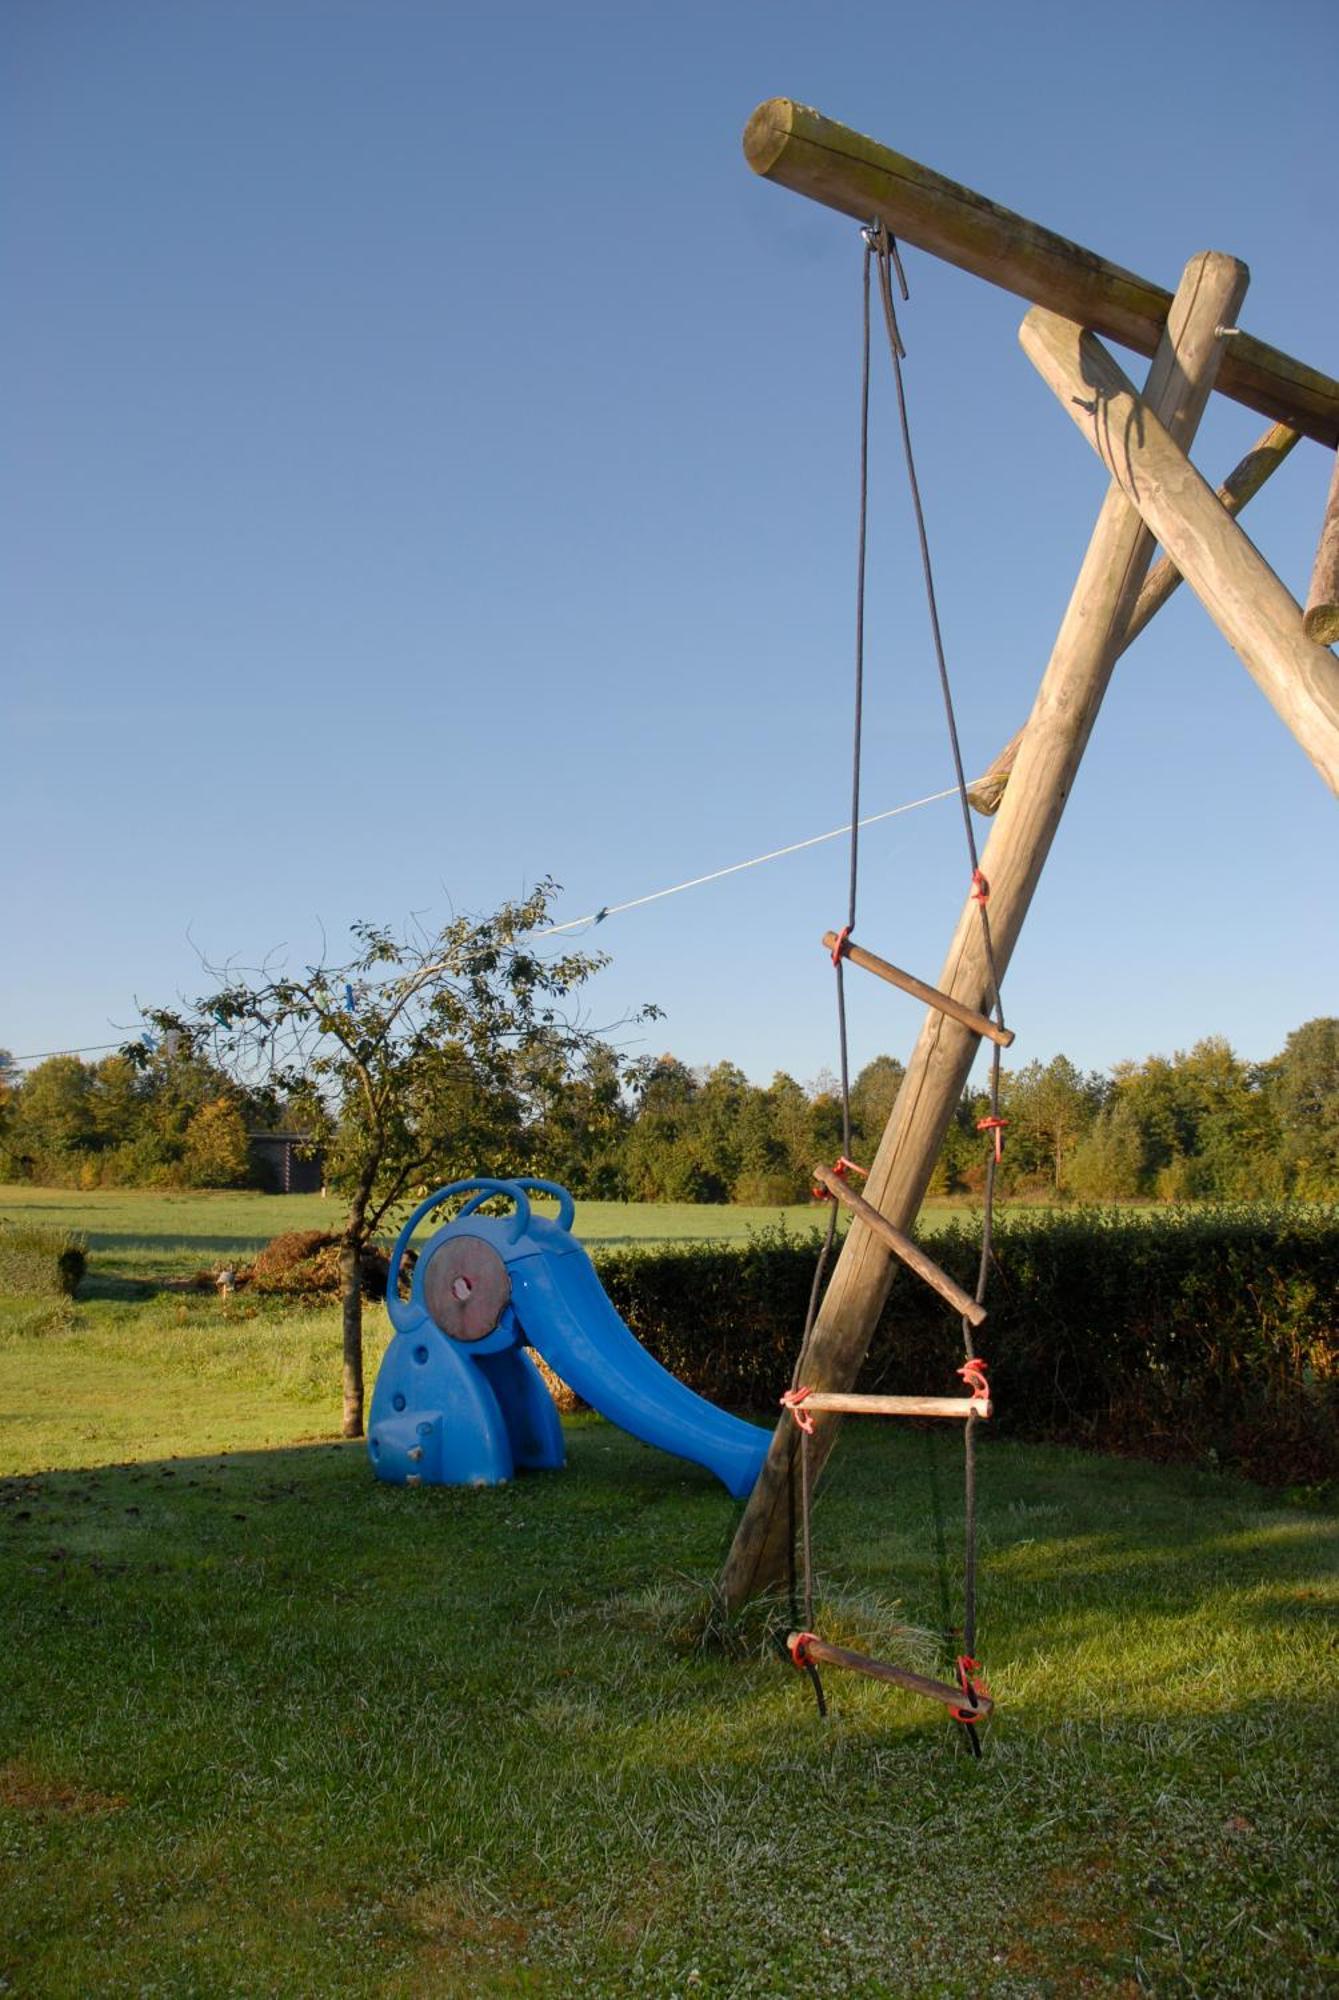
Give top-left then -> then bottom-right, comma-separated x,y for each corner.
743,100 -> 1339,447
811,1165 -> 986,1326
795,1389 -> 990,1420
968,420 -> 1302,814
1020,311 -> 1339,797
720,252 -> 1248,1611
822,931 -> 1014,1046
788,1634 -> 993,1718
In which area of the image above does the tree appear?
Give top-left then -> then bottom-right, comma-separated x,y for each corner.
138,882 -> 654,1436
1269,1016 -> 1339,1195
529,1041 -> 634,1198
8,1056 -> 99,1167
1002,1054 -> 1102,1194
623,1057 -> 705,1201
1067,1099 -> 1145,1201
850,1055 -> 905,1166
181,1098 -> 253,1188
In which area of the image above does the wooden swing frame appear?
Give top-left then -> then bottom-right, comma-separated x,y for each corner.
721,100 -> 1339,1616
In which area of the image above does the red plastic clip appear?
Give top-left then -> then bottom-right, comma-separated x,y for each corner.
830,924 -> 852,966
788,1631 -> 819,1670
958,1356 -> 990,1405
976,1113 -> 1008,1162
970,869 -> 990,906
812,1156 -> 867,1200
780,1386 -> 816,1434
951,1653 -> 990,1723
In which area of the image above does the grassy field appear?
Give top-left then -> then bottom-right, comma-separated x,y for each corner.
1,1191 -> 1336,1995
0,1184 -> 861,1288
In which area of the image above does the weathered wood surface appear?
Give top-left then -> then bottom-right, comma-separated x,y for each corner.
966,728 -> 1025,816
968,420 -> 1301,814
720,253 -> 1249,1611
1303,451 -> 1339,646
743,99 -> 1339,447
789,1635 -> 994,1717
794,1389 -> 991,1420
811,1165 -> 987,1326
822,931 -> 1014,1045
1020,310 -> 1339,797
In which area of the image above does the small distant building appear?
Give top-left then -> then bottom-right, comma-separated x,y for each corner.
248,1132 -> 324,1195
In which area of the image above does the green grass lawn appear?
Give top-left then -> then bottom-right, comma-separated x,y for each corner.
0,1183 -> 961,1287
1,1194 -> 1335,1995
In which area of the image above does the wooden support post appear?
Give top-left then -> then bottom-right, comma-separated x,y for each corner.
720,251 -> 1249,1611
1020,312 -> 1339,796
787,1635 -> 994,1718
1303,452 -> 1339,646
968,421 -> 1301,814
743,100 -> 1339,446
794,1389 -> 990,1420
823,932 -> 1015,1045
812,1165 -> 987,1325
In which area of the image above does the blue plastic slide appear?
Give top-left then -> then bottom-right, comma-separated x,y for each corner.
367,1178 -> 769,1498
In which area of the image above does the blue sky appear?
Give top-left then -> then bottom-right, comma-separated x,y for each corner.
6,0 -> 1335,1091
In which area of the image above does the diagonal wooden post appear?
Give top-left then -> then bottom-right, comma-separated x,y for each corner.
1019,312 -> 1339,795
1304,452 -> 1339,647
720,249 -> 1250,1610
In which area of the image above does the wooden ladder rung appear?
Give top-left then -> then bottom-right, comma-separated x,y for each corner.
789,1634 -> 993,1719
799,1389 -> 990,1421
823,931 -> 1015,1048
812,1165 -> 987,1327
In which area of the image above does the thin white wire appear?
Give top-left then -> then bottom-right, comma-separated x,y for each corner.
12,784 -> 965,1062
533,785 -> 961,938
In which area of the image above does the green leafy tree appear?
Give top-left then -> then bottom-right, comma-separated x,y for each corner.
529,1042 -> 636,1198
181,1098 -> 254,1188
623,1057 -> 701,1201
1003,1054 -> 1102,1193
1067,1099 -> 1145,1201
1268,1016 -> 1339,1195
849,1055 -> 905,1165
138,882 -> 653,1436
763,1071 -> 820,1196
1171,1037 -> 1278,1199
8,1056 -> 99,1169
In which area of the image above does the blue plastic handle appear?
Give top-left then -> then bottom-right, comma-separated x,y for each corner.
384,1178 -> 533,1328
507,1178 -> 576,1232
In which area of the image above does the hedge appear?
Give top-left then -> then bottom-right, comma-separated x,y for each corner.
590,1207 -> 1339,1487
0,1222 -> 88,1300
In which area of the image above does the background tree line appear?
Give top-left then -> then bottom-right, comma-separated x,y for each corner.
3,1017 -> 1336,1204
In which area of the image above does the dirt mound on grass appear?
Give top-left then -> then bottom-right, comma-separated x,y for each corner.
241,1231 -> 393,1300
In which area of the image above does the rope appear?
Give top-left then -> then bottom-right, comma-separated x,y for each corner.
782,226 -> 882,1716
532,788 -> 960,941
866,219 -> 1006,1707
785,226 -> 1007,1746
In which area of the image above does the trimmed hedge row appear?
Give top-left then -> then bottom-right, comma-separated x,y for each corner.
0,1222 -> 88,1300
591,1207 -> 1339,1487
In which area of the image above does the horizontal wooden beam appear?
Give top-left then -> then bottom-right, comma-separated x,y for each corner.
1020,309 -> 1339,796
743,100 -> 1339,447
789,1634 -> 993,1718
823,931 -> 1015,1046
812,1165 -> 986,1326
794,1389 -> 990,1421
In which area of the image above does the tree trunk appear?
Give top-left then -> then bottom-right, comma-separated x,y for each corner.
340,1242 -> 365,1438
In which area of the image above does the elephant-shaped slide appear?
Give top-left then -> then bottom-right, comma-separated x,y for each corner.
367,1179 -> 769,1498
